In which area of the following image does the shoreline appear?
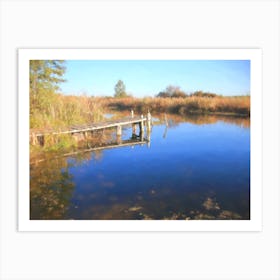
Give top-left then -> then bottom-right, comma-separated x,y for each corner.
29,112 -> 250,163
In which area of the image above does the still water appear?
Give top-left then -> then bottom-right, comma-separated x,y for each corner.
30,115 -> 250,220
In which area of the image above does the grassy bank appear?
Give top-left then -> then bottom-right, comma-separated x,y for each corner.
103,96 -> 250,117
30,94 -> 106,155
30,94 -> 250,158
30,94 -> 104,129
30,95 -> 250,131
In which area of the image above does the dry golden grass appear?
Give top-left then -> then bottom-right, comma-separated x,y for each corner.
103,96 -> 250,116
30,94 -> 250,155
30,94 -> 250,131
30,94 -> 104,129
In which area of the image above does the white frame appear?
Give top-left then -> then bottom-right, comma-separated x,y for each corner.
18,48 -> 262,232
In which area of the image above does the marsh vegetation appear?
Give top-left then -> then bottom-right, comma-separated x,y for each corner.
29,60 -> 250,220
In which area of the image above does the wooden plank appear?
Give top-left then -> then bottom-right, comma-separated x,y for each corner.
30,116 -> 148,137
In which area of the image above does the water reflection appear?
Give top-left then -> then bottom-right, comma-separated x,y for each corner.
30,157 -> 75,219
154,113 -> 250,128
30,114 -> 250,220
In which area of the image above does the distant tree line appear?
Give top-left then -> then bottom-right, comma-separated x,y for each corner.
156,86 -> 218,98
189,90 -> 218,98
112,82 -> 219,99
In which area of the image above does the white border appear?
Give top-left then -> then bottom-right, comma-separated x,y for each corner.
18,48 -> 262,231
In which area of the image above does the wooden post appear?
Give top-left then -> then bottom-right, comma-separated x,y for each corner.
140,131 -> 144,141
116,125 -> 122,136
139,121 -> 144,141
139,121 -> 144,135
31,133 -> 38,145
116,135 -> 122,144
132,123 -> 137,135
38,135 -> 45,146
116,125 -> 122,144
147,112 -> 152,132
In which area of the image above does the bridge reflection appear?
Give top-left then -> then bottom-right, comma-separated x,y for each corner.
30,130 -> 151,166
85,135 -> 150,153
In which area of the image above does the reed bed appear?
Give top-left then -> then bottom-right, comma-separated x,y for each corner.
30,94 -> 104,129
30,94 -> 250,154
103,96 -> 250,116
30,94 -> 250,131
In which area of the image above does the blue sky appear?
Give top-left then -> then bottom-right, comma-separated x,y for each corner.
60,60 -> 250,97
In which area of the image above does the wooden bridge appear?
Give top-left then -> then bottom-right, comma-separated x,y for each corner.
30,112 -> 152,146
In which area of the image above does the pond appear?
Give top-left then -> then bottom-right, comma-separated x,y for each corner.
30,114 -> 250,220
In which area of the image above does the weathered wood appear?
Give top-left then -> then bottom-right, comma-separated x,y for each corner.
30,116 -> 148,137
147,111 -> 152,131
139,120 -> 144,133
140,120 -> 145,142
140,131 -> 144,142
116,135 -> 122,144
132,123 -> 137,134
30,114 -> 153,147
116,125 -> 122,136
30,133 -> 38,145
38,135 -> 44,146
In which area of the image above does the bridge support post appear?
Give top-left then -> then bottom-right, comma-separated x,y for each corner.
116,125 -> 122,144
140,131 -> 144,142
116,125 -> 122,136
30,133 -> 38,145
38,135 -> 45,146
139,121 -> 144,141
139,121 -> 144,135
147,112 -> 152,132
117,135 -> 122,144
132,123 -> 137,135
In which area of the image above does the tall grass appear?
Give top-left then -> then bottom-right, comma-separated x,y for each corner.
30,94 -> 250,156
30,94 -> 105,155
103,96 -> 250,116
30,94 -> 250,131
30,94 -> 104,129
